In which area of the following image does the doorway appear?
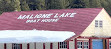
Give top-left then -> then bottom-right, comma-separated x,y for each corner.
92,39 -> 103,49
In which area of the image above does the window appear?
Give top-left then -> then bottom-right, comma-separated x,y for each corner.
77,41 -> 89,49
59,42 -> 67,48
95,20 -> 103,28
99,21 -> 103,27
84,42 -> 88,49
12,43 -> 22,49
77,42 -> 82,48
109,42 -> 111,49
95,20 -> 98,27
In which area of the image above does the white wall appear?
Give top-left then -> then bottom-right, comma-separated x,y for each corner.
81,8 -> 111,37
0,43 -> 4,49
45,42 -> 50,49
36,42 -> 43,49
53,42 -> 58,49
22,43 -> 27,49
0,41 -> 76,49
6,43 -> 12,49
69,40 -> 75,49
29,43 -> 35,49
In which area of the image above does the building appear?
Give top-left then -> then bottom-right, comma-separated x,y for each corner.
0,8 -> 111,49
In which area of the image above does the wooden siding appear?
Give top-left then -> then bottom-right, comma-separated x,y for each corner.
80,8 -> 111,37
22,43 -> 27,49
7,43 -> 12,49
0,43 -> 4,49
36,42 -> 43,49
53,42 -> 58,49
0,40 -> 75,49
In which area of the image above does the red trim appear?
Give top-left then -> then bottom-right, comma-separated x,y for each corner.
70,40 -> 73,41
27,43 -> 29,49
50,43 -> 53,49
12,43 -> 14,49
107,39 -> 109,49
12,43 -> 13,49
77,36 -> 111,39
76,39 -> 89,49
89,39 -> 92,49
4,43 -> 6,49
20,44 -> 22,49
82,41 -> 84,49
75,38 -> 77,49
58,42 -> 59,49
35,43 -> 36,49
43,43 -> 45,49
67,41 -> 69,49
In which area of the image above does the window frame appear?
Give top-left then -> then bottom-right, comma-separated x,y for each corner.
59,42 -> 67,48
12,43 -> 22,49
77,40 -> 89,49
95,20 -> 99,27
99,20 -> 103,27
109,42 -> 111,49
95,20 -> 103,28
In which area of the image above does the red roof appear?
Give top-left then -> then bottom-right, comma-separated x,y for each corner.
0,8 -> 102,36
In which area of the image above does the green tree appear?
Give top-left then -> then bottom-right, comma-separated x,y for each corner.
27,0 -> 46,10
47,0 -> 69,9
20,0 -> 30,11
105,0 -> 111,16
11,0 -> 21,11
89,0 -> 102,8
0,0 -> 15,14
69,0 -> 90,8
47,0 -> 61,9
36,0 -> 46,10
59,0 -> 69,9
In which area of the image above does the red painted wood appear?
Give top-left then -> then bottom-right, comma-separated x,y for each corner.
50,43 -> 53,49
58,42 -> 59,49
35,43 -> 36,49
107,39 -> 109,49
20,44 -> 22,49
75,38 -> 77,49
43,43 -> 45,49
4,43 -> 6,49
27,43 -> 29,49
12,43 -> 13,49
67,41 -> 69,49
89,39 -> 92,49
82,41 -> 84,49
77,36 -> 111,40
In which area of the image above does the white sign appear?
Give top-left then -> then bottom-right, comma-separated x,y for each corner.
17,13 -> 77,23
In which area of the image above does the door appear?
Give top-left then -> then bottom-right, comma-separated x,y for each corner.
92,39 -> 103,49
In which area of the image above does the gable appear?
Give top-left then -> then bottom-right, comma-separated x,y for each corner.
0,8 -> 102,37
80,8 -> 111,37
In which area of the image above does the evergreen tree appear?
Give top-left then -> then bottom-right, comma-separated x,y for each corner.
48,0 -> 61,9
47,0 -> 69,9
0,0 -> 14,14
59,0 -> 69,9
105,0 -> 111,16
20,0 -> 30,11
11,0 -> 21,11
70,0 -> 90,8
36,0 -> 46,10
89,0 -> 102,8
27,0 -> 46,10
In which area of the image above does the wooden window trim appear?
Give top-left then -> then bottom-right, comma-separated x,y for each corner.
77,40 -> 89,49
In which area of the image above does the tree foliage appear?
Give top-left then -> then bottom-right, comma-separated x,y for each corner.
20,0 -> 30,11
0,0 -> 15,14
0,0 -> 111,16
